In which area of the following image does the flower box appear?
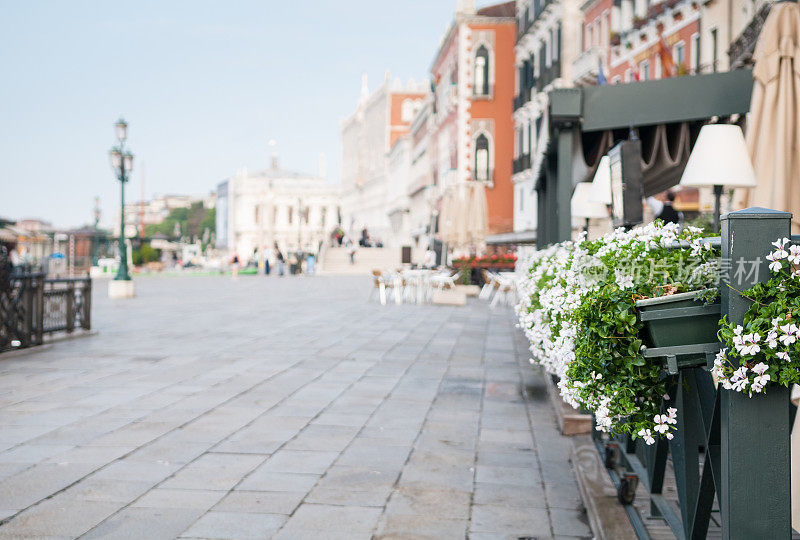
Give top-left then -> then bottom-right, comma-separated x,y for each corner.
636,289 -> 721,374
636,290 -> 720,348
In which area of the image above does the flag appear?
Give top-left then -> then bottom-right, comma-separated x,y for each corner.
657,31 -> 677,77
597,58 -> 607,85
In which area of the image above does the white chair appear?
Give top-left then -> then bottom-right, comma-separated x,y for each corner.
479,270 -> 496,300
490,274 -> 516,308
370,270 -> 393,305
430,270 -> 457,292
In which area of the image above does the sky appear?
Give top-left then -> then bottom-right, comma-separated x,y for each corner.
0,0 -> 497,229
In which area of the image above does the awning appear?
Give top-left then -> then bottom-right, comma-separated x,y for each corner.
486,230 -> 537,245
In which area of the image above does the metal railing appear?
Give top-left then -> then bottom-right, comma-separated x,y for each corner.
0,273 -> 92,353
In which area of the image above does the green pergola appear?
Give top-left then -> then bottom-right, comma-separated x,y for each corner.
536,69 -> 754,248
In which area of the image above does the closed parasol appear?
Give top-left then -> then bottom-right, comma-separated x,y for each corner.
746,1 -> 800,232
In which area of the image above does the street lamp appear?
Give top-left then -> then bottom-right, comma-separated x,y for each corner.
108,118 -> 135,296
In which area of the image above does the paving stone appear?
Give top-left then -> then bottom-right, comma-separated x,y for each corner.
374,513 -> 468,539
0,496 -> 123,537
259,450 -> 339,474
550,507 -> 593,537
213,490 -> 306,515
180,511 -> 286,539
469,504 -> 551,536
81,507 -> 205,540
280,503 -> 382,533
475,464 -> 541,486
384,485 -> 471,519
237,470 -> 320,492
131,488 -> 225,510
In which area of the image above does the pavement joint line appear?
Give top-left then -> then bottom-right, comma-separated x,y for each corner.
467,309 -> 491,532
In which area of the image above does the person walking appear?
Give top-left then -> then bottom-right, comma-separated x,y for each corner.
274,242 -> 285,276
346,238 -> 356,265
263,246 -> 271,276
231,253 -> 240,281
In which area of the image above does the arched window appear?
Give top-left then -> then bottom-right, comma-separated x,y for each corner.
401,99 -> 414,122
475,134 -> 490,182
474,46 -> 490,96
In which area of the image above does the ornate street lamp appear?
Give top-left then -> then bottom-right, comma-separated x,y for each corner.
109,118 -> 134,287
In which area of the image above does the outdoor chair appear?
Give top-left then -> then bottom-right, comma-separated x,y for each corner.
479,270 -> 495,300
370,269 -> 394,306
430,270 -> 457,292
490,274 -> 516,308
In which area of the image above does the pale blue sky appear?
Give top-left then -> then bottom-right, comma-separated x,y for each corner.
0,1 -> 496,228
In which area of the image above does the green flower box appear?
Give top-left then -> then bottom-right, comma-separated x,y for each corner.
636,289 -> 721,374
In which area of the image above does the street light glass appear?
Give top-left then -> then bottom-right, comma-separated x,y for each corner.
109,148 -> 122,170
115,118 -> 128,141
123,152 -> 134,174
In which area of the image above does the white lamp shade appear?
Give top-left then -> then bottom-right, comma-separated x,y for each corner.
680,124 -> 757,188
588,155 -> 612,204
572,182 -> 609,219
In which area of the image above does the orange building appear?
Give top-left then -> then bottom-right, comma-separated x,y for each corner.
429,0 -> 517,237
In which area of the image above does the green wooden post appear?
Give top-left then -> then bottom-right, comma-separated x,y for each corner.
555,127 -> 574,243
720,207 -> 792,539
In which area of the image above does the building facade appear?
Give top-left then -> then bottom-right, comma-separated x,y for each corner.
215,158 -> 340,260
340,73 -> 428,247
430,0 -> 517,239
513,0 -> 583,241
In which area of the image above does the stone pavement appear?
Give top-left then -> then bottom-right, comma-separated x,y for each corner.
0,275 -> 592,539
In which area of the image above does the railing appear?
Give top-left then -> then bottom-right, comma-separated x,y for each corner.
592,210 -> 795,538
0,273 -> 92,353
728,1 -> 773,68
513,154 -> 531,174
572,47 -> 600,84
536,63 -> 561,92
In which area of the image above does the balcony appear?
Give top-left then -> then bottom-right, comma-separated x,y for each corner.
536,63 -> 561,92
572,48 -> 600,85
513,154 -> 531,174
517,0 -> 556,40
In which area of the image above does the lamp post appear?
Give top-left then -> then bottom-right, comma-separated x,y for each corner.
680,124 -> 757,233
108,118 -> 136,298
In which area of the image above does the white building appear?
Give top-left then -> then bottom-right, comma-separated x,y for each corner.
215,156 -> 340,260
513,0 -> 583,247
340,72 -> 428,247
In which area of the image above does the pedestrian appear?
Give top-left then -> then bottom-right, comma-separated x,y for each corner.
346,238 -> 356,265
263,246 -> 271,276
646,191 -> 682,225
274,242 -> 285,276
231,253 -> 240,281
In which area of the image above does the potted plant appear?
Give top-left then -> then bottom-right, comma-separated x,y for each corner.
516,222 -> 719,444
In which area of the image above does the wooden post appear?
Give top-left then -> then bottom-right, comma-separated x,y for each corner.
720,207 -> 792,539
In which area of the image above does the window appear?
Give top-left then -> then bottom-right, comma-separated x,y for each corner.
691,33 -> 700,73
321,207 -> 327,226
401,99 -> 414,122
475,134 -> 490,182
711,28 -> 718,72
655,55 -> 662,78
474,46 -> 490,96
674,42 -> 685,70
519,187 -> 524,211
641,60 -> 649,80
625,68 -> 632,82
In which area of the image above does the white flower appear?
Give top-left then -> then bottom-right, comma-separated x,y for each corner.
777,351 -> 790,362
751,362 -> 768,375
767,331 -> 779,349
789,245 -> 800,265
767,252 -> 783,272
638,428 -> 655,445
666,432 -> 674,440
